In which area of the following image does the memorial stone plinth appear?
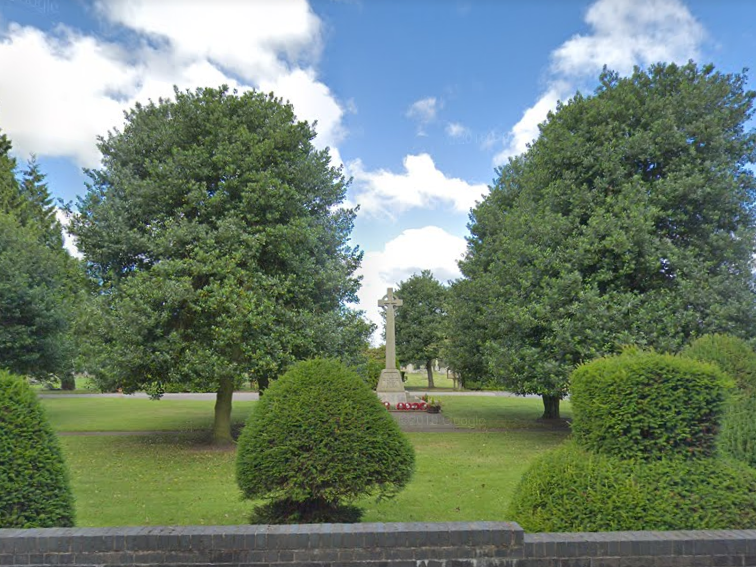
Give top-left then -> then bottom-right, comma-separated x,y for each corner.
376,287 -> 411,406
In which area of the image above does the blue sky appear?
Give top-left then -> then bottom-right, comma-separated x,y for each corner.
1,0 -> 755,334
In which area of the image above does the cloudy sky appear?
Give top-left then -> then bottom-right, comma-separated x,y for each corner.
1,0 -> 755,336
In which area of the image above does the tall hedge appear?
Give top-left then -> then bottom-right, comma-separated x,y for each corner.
509,441 -> 756,532
510,349 -> 756,531
236,358 -> 415,523
0,371 -> 75,527
682,334 -> 756,392
570,350 -> 728,460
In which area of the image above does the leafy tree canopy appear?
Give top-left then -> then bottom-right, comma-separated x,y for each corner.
449,62 -> 756,418
394,270 -> 448,388
70,86 -> 371,443
0,129 -> 78,381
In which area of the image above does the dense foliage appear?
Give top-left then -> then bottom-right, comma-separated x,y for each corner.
509,442 -> 756,532
394,270 -> 448,388
0,371 -> 75,527
70,87 -> 372,443
682,334 -> 756,392
510,349 -> 756,531
681,334 -> 756,466
719,394 -> 756,468
0,130 -> 78,384
356,345 -> 386,390
236,358 -> 415,523
448,62 -> 756,418
571,350 -> 728,460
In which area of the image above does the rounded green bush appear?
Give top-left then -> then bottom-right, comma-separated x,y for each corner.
0,371 -> 75,527
682,333 -> 756,392
236,358 -> 415,523
508,441 -> 756,532
570,350 -> 728,460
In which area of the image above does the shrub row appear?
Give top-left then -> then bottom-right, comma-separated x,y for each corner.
511,343 -> 756,532
509,441 -> 756,532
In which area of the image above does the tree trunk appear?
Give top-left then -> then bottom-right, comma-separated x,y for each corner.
426,360 -> 435,389
541,395 -> 560,419
59,374 -> 75,391
212,376 -> 234,445
257,374 -> 269,396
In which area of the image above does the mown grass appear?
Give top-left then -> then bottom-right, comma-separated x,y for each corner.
42,398 -> 256,432
60,430 -> 567,526
42,395 -> 572,432
403,371 -> 457,390
44,395 -> 571,526
440,396 -> 572,429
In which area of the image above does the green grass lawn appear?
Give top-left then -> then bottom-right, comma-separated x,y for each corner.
441,396 -> 572,429
403,370 -> 457,390
42,398 -> 256,432
60,430 -> 567,526
44,395 -> 571,526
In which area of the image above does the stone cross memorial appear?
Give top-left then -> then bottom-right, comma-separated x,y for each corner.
376,287 -> 409,405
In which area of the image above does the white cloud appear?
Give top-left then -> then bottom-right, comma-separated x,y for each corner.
494,0 -> 706,166
446,122 -> 470,139
0,24 -> 139,166
553,0 -> 705,77
55,208 -> 81,259
96,0 -> 322,83
0,1 -> 343,168
493,86 -> 564,166
406,96 -> 441,135
348,153 -> 488,218
356,226 -> 466,341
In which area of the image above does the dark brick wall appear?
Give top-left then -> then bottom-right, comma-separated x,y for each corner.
0,522 -> 522,566
2,522 -> 756,567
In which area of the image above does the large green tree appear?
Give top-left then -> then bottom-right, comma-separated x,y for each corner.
19,155 -> 64,250
70,86 -> 370,444
394,270 -> 448,388
0,131 -> 78,383
449,62 -> 756,419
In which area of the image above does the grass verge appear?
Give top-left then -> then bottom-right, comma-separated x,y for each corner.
43,394 -> 572,525
60,430 -> 567,526
42,398 -> 256,432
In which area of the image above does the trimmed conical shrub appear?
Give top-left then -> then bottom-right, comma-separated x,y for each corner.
0,370 -> 75,527
236,358 -> 415,523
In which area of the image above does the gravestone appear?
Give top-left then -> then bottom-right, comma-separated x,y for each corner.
376,287 -> 410,405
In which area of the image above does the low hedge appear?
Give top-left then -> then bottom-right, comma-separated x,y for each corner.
508,441 -> 756,532
570,350 -> 728,460
236,358 -> 415,523
682,334 -> 756,393
0,371 -> 75,527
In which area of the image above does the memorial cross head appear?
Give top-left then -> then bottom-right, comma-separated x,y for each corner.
378,287 -> 403,370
